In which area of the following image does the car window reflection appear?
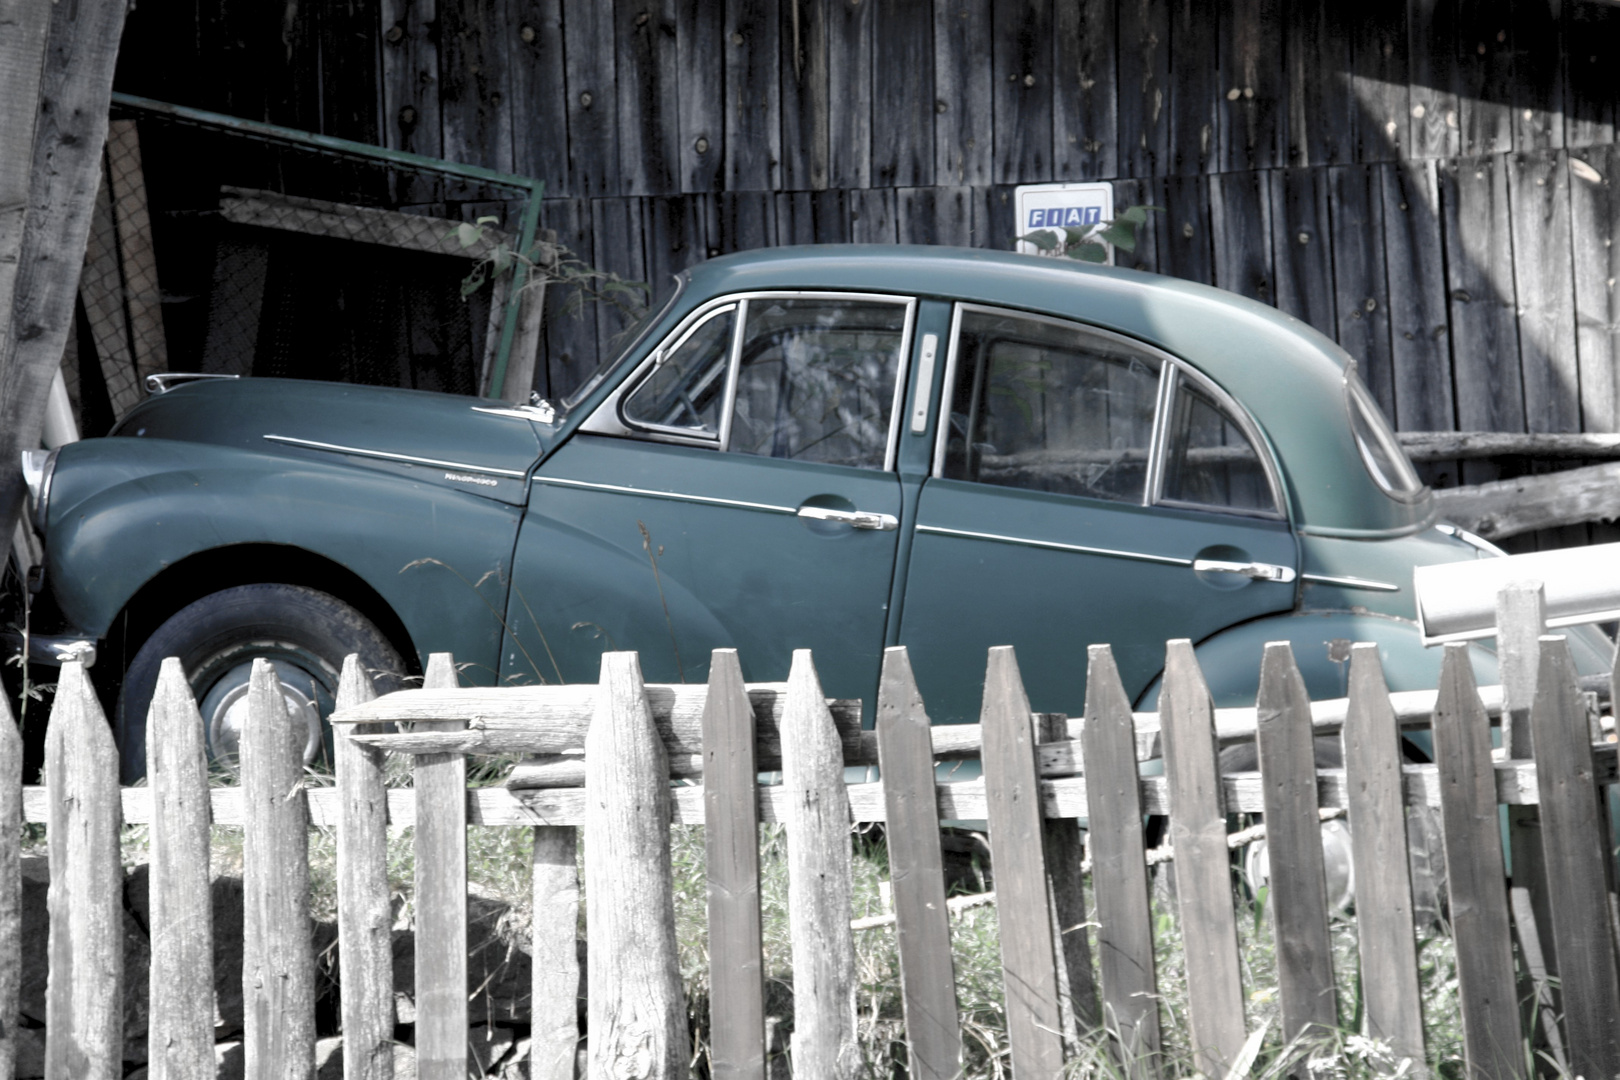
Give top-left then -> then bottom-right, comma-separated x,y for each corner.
1160,377 -> 1277,514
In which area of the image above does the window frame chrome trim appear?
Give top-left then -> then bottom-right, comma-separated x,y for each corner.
930,303 -> 968,476
618,302 -> 738,441
1299,572 -> 1401,593
881,299 -> 919,472
532,475 -> 798,516
915,523 -> 1194,568
262,435 -> 527,478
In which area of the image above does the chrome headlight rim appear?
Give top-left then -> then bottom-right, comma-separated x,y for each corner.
19,448 -> 58,531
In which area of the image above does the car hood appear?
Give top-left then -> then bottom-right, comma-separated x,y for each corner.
111,378 -> 543,501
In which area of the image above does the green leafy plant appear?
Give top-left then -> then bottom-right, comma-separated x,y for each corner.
451,216 -> 650,327
1016,205 -> 1162,263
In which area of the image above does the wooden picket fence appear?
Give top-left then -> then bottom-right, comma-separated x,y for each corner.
7,596 -> 1620,1080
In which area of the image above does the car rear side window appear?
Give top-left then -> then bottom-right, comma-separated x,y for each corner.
727,298 -> 909,470
1159,375 -> 1278,515
941,309 -> 1161,504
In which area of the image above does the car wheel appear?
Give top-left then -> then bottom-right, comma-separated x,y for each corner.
115,584 -> 406,783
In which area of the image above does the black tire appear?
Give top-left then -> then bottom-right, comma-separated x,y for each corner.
115,584 -> 406,783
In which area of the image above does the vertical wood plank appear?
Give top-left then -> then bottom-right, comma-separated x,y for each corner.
781,651 -> 858,1080
590,197 -> 650,348
848,187 -> 898,244
80,165 -> 140,417
508,0 -> 569,197
934,0 -> 994,186
148,659 -> 216,1080
1456,0 -> 1514,157
704,650 -> 766,1080
1407,0 -> 1461,159
616,0 -> 681,196
1209,170 -> 1273,304
1158,175 -> 1214,285
1116,0 -> 1169,177
1530,635 -> 1620,1079
242,659 -> 315,1080
1564,1 -> 1618,149
827,0 -> 872,190
1430,643 -> 1523,1080
644,194 -> 708,306
439,0 -> 514,172
1158,641 -> 1244,1078
530,825 -> 580,1080
1254,643 -> 1337,1044
1511,0 -> 1564,151
1380,160 -> 1455,433
1037,712 -> 1100,1045
876,648 -> 961,1080
776,188 -> 847,245
873,0 -> 934,188
1269,167 -> 1336,337
1508,150 -> 1580,435
414,652 -> 467,1080
779,0 -> 829,191
587,652 -> 689,1079
1286,0 -> 1354,167
1167,0 -> 1218,175
716,190 -> 776,253
317,0 -> 383,147
677,0 -> 725,193
1080,645 -> 1160,1074
1218,0 -> 1285,173
1330,164 -> 1395,416
992,0 -> 1054,184
1110,178 -> 1160,274
540,198 -> 601,399
44,661 -> 123,1080
563,0 -> 619,196
1342,645 -> 1425,1073
725,0 -> 781,191
335,655 -> 393,1080
1053,0 -> 1116,181
0,677 -> 17,1080
105,120 -> 167,384
897,187 -> 973,247
1570,144 -> 1620,435
1350,0 -> 1409,162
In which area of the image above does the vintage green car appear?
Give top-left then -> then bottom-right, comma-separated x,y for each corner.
17,245 -> 1613,781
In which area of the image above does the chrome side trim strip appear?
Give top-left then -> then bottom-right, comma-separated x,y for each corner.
533,475 -> 797,515
262,435 -> 527,478
1300,572 -> 1401,593
914,523 -> 1193,567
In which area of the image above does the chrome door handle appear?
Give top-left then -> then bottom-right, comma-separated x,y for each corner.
1193,558 -> 1297,583
796,506 -> 899,531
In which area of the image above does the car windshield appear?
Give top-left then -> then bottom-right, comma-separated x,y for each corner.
560,275 -> 688,411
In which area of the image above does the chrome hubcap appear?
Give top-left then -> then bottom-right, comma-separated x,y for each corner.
204,660 -> 323,767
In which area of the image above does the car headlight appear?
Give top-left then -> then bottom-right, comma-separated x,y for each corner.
19,448 -> 58,531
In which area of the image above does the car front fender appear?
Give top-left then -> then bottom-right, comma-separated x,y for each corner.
42,437 -> 522,681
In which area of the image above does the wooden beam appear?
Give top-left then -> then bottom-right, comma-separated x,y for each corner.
1432,461 -> 1620,539
1400,430 -> 1620,460
218,186 -> 510,260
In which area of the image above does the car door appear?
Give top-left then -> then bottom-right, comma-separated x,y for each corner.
501,291 -> 914,706
897,305 -> 1299,723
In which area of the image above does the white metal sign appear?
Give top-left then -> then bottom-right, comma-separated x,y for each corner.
1013,182 -> 1116,263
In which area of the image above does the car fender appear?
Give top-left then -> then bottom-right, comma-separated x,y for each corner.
43,437 -> 522,681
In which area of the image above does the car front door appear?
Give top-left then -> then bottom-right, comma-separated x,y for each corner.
897,305 -> 1299,723
502,292 -> 915,704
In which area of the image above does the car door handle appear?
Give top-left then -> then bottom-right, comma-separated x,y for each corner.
1192,558 -> 1297,583
796,506 -> 899,531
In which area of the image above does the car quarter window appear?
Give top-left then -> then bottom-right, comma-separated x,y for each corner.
727,297 -> 910,470
940,308 -> 1161,503
1159,374 -> 1278,515
621,304 -> 736,437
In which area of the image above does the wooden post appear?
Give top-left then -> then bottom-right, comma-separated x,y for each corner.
876,647 -> 961,1080
241,659 -> 315,1080
0,658 -> 23,1080
335,655 -> 394,1080
0,0 -> 129,537
1080,645 -> 1160,1078
530,825 -> 580,1080
703,649 -> 765,1080
1254,643 -> 1337,1045
0,0 -> 50,354
414,652 -> 468,1080
146,659 -> 216,1080
585,652 -> 690,1080
1431,644 -> 1522,1080
1341,646 -> 1425,1076
1529,635 -> 1620,1078
780,650 -> 858,1080
44,659 -> 123,1080
1037,711 -> 1099,1046
1158,640 -> 1244,1077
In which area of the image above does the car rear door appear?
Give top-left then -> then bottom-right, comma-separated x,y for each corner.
502,292 -> 915,706
896,305 -> 1299,723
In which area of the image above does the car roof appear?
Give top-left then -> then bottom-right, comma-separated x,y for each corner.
666,245 -> 1431,536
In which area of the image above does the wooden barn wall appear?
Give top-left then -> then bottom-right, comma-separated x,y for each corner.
114,1 -> 1620,505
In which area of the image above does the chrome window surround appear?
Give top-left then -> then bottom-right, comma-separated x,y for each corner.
617,302 -> 738,441
582,291 -> 918,473
930,303 -> 1286,521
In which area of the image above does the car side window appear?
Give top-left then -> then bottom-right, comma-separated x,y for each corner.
620,304 -> 736,437
941,309 -> 1161,504
1159,375 -> 1277,514
727,298 -> 908,470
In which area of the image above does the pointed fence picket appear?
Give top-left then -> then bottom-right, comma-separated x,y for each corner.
7,588 -> 1620,1080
